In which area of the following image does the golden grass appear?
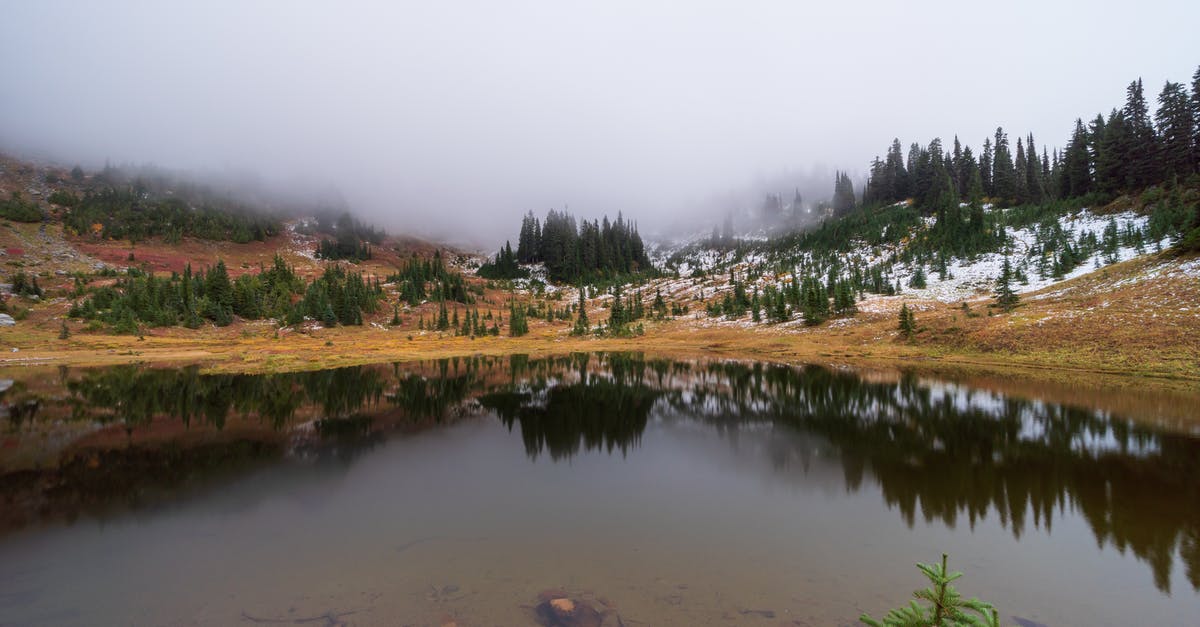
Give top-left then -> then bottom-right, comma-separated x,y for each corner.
1,251 -> 1196,398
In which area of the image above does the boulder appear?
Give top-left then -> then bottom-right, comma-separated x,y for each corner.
0,314 -> 14,327
534,596 -> 603,627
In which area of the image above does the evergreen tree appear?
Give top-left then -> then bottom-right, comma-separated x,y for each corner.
1025,134 -> 1045,203
1095,109 -> 1130,195
508,299 -> 529,337
909,264 -> 927,289
1155,81 -> 1194,180
833,280 -> 856,315
572,287 -> 590,335
979,138 -> 993,197
1013,136 -> 1028,203
800,276 -> 829,326
897,303 -> 916,339
991,128 -> 1016,202
994,256 -> 1019,312
1124,78 -> 1160,188
1063,119 -> 1093,198
860,554 -> 1000,627
833,171 -> 857,214
1192,65 -> 1200,174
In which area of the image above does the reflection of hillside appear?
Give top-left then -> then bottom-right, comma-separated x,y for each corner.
481,382 -> 658,461
0,354 -> 1197,592
669,362 -> 1200,594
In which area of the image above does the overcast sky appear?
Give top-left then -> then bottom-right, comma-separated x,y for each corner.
2,1 -> 1197,246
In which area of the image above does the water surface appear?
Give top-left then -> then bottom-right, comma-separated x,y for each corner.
1,354 -> 1198,626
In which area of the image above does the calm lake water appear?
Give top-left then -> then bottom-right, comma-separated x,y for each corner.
1,354 -> 1198,626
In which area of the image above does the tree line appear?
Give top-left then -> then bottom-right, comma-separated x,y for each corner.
68,256 -> 384,333
62,186 -> 280,244
862,66 -> 1200,251
480,209 -> 654,283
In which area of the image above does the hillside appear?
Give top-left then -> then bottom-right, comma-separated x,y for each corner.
0,151 -> 1197,387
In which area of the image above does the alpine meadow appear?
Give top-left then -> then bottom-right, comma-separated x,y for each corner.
1,3 -> 1198,626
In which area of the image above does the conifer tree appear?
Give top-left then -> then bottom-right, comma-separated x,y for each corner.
652,288 -> 667,319
572,287 -> 590,335
898,303 -> 915,339
1095,109 -> 1130,195
1155,81 -> 1194,180
979,138 -> 993,197
508,298 -> 528,336
909,264 -> 927,289
860,554 -> 1000,627
994,256 -> 1019,312
1013,137 -> 1028,203
1025,134 -> 1045,203
991,128 -> 1016,202
1124,78 -> 1160,187
1063,119 -> 1093,197
833,172 -> 857,214
1192,65 -> 1200,174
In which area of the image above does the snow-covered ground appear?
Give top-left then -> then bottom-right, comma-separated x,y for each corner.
892,209 -> 1165,302
651,208 -> 1177,306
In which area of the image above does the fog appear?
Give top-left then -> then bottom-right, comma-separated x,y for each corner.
2,1 -> 1197,247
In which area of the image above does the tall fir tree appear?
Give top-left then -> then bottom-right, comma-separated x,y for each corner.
1192,65 -> 1200,174
1063,118 -> 1093,197
1124,78 -> 1160,188
991,128 -> 1016,202
994,256 -> 1019,312
1013,137 -> 1028,203
1155,81 -> 1195,180
1095,109 -> 1130,194
979,137 -> 994,197
1025,134 -> 1045,203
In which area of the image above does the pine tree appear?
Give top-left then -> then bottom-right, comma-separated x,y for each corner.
994,256 -> 1019,312
1063,119 -> 1093,198
1155,81 -> 1194,180
1192,65 -> 1200,175
1025,134 -> 1044,203
1013,137 -> 1028,203
898,303 -> 916,339
833,171 -> 857,214
1095,109 -> 1130,195
860,554 -> 1000,627
572,287 -> 590,335
508,299 -> 528,337
909,264 -> 927,289
1124,78 -> 1160,188
979,138 -> 994,197
991,128 -> 1016,202
59,319 -> 70,340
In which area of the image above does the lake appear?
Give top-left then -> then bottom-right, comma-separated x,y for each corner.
1,354 -> 1198,626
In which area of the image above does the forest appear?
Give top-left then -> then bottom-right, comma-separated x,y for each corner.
67,256 -> 384,332
675,66 -> 1200,328
857,68 -> 1200,255
479,209 -> 654,283
62,187 -> 280,244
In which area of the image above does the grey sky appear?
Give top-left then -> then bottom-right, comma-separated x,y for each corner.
2,1 -> 1197,245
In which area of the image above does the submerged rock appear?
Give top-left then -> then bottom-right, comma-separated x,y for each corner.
533,595 -> 604,627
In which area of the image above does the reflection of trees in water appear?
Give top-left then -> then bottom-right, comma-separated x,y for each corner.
472,355 -> 1200,593
6,355 -> 1199,592
665,361 -> 1200,594
63,364 -> 394,429
60,361 -> 496,430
